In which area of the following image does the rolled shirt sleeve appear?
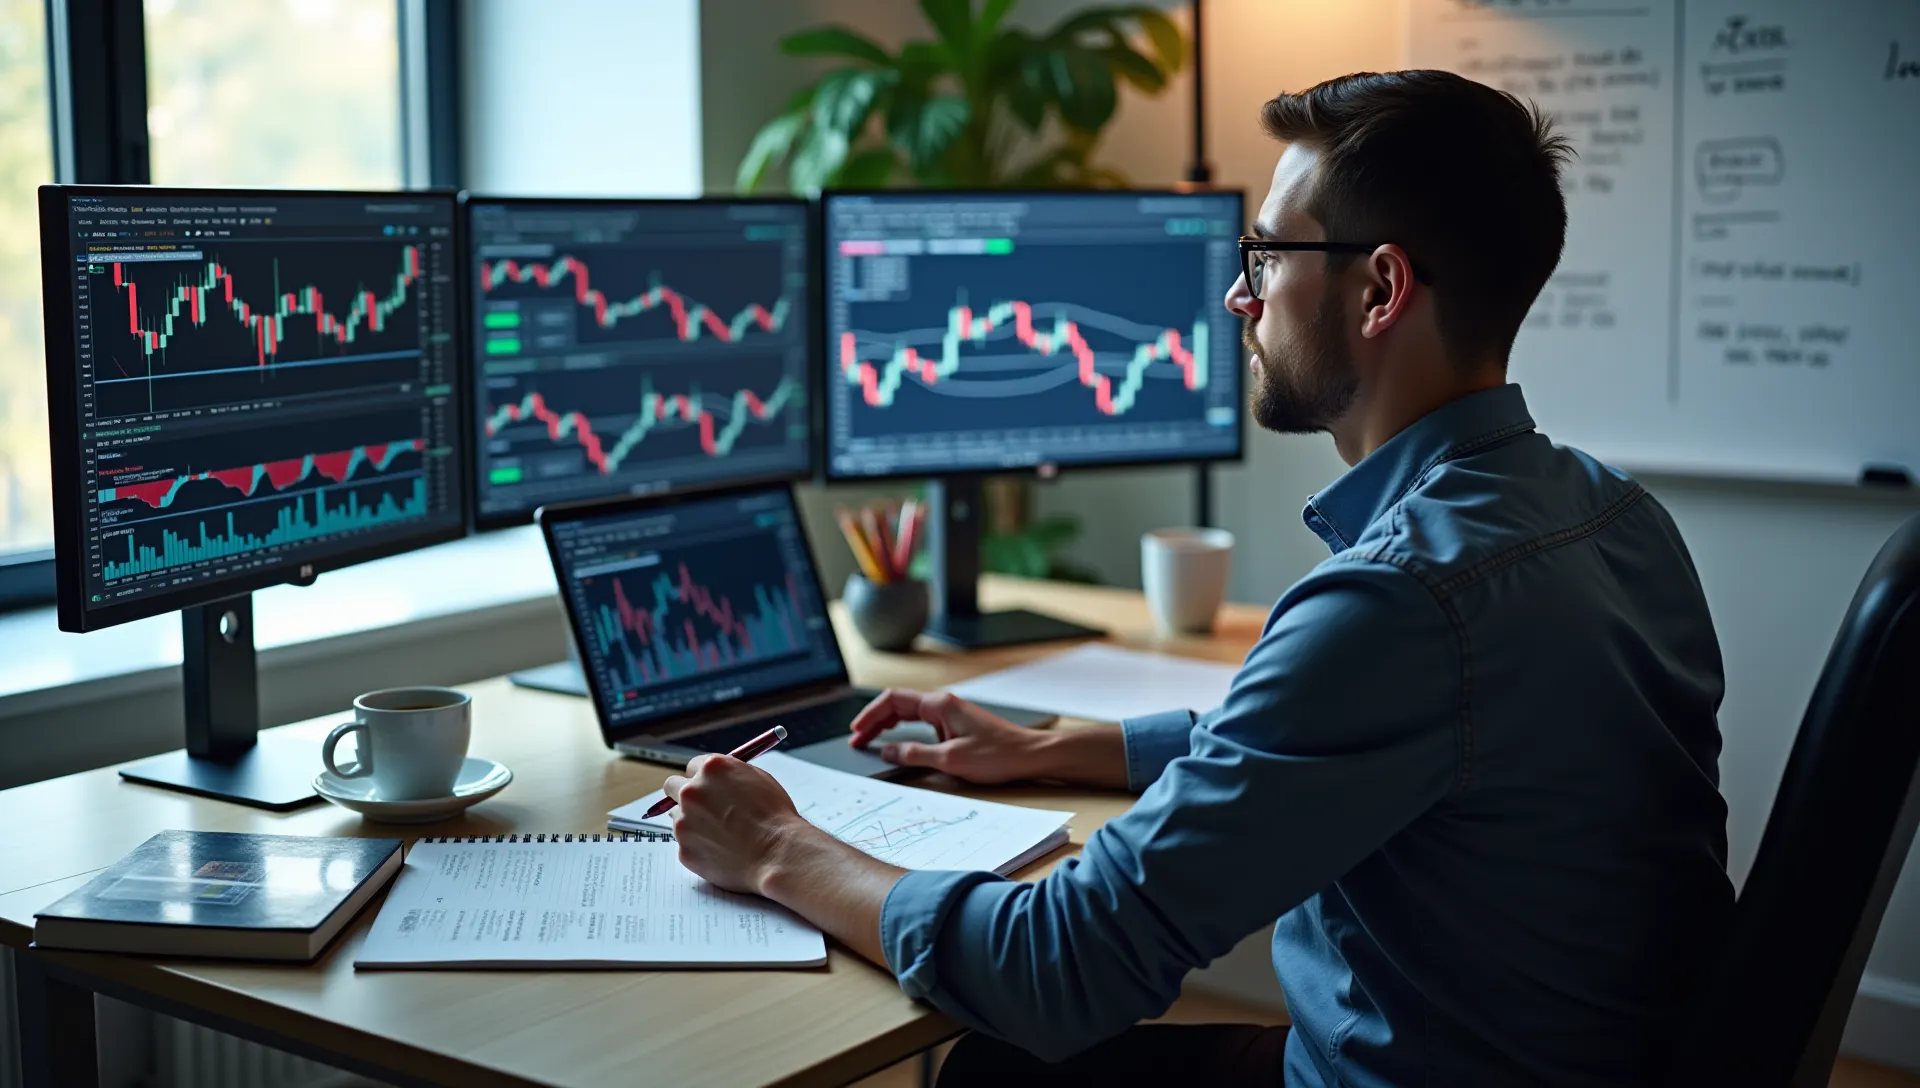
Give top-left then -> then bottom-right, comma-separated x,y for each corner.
878,558 -> 1463,1062
1120,709 -> 1200,790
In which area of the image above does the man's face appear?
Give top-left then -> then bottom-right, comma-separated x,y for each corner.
1228,144 -> 1359,435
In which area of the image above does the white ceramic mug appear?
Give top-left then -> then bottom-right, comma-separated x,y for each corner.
323,687 -> 471,800
1141,528 -> 1235,635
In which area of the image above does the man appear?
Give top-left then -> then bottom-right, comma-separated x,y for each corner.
662,70 -> 1732,1086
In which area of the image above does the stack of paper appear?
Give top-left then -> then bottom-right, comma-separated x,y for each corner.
948,643 -> 1239,723
611,752 -> 1073,876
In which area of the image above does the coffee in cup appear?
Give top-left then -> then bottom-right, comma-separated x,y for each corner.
323,686 -> 471,800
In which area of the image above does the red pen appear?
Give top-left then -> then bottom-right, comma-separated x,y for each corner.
643,724 -> 787,819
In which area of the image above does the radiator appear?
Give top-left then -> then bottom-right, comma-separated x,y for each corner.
2,948 -> 19,1088
153,1015 -> 370,1088
0,947 -> 374,1088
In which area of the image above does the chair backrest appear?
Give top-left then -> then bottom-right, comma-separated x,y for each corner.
1666,513 -> 1920,1087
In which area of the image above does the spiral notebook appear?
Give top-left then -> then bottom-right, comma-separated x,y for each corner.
354,834 -> 826,970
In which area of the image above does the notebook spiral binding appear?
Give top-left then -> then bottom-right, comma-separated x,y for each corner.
418,832 -> 673,844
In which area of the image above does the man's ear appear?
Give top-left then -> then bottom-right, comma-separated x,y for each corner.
1359,245 -> 1416,339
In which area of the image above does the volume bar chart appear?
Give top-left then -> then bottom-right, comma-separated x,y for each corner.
104,477 -> 430,581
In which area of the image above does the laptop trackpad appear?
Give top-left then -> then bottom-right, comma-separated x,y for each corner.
791,722 -> 939,778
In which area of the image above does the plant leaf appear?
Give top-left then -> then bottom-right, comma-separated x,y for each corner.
1009,43 -> 1056,131
889,93 -> 971,175
977,0 -> 1018,40
836,146 -> 899,188
1043,6 -> 1187,72
1125,6 -> 1188,72
736,110 -> 808,193
1103,41 -> 1167,94
1050,45 -> 1118,133
812,68 -> 892,136
788,125 -> 851,194
897,40 -> 948,82
919,0 -> 974,57
779,25 -> 892,66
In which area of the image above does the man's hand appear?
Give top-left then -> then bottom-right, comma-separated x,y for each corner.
663,752 -> 905,968
848,689 -> 1057,784
849,689 -> 1132,789
662,754 -> 821,895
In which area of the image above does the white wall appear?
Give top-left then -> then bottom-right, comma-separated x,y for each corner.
462,0 -> 702,196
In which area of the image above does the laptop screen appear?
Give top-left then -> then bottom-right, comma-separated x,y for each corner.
545,487 -> 845,731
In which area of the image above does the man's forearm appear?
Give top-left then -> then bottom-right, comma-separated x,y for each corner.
1029,720 -> 1131,790
757,824 -> 907,968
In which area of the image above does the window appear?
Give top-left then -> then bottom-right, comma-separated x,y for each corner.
0,0 -> 54,561
1,0 -> 414,607
145,0 -> 402,189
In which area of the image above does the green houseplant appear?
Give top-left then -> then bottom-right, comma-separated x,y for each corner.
742,0 -> 1188,582
739,0 -> 1186,193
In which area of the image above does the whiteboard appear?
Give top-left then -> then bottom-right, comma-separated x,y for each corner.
1407,0 -> 1920,484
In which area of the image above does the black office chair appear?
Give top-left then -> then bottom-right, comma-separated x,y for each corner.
1665,514 -> 1920,1087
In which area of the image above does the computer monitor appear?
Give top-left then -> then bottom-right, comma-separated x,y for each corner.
462,195 -> 816,698
464,197 -> 814,529
39,184 -> 467,807
820,188 -> 1245,647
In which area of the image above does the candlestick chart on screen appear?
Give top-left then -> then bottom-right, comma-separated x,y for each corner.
470,237 -> 812,517
91,242 -> 430,420
829,243 -> 1226,443
476,248 -> 791,349
578,531 -> 811,703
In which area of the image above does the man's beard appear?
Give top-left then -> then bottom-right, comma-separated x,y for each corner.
1246,286 -> 1358,434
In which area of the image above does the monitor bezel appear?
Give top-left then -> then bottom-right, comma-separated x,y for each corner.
815,186 -> 1248,484
39,183 -> 472,633
458,193 -> 822,534
534,480 -> 853,748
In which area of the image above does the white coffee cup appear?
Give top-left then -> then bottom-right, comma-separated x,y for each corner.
1141,528 -> 1235,635
323,687 -> 471,800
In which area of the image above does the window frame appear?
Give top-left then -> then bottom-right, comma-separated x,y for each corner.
4,0 -> 463,613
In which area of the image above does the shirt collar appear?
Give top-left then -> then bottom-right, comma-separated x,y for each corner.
1302,383 -> 1537,553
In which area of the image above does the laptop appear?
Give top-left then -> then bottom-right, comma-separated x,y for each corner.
538,482 -> 1054,777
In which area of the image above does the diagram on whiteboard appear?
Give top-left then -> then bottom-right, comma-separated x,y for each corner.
1408,0 -> 1920,483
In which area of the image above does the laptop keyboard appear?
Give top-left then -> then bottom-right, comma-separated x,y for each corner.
676,695 -> 874,755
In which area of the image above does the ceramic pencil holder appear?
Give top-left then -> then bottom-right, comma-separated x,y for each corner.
844,573 -> 929,652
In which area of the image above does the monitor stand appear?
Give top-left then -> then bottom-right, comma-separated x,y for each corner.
118,596 -> 323,811
921,478 -> 1105,650
508,644 -> 590,698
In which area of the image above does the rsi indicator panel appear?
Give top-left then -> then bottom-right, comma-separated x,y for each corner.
63,192 -> 463,612
823,191 -> 1244,478
467,200 -> 812,522
549,491 -> 843,731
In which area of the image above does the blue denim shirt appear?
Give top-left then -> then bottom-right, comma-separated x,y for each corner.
880,385 -> 1733,1086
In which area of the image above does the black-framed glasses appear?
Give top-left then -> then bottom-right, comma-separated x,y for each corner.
1239,237 -> 1433,297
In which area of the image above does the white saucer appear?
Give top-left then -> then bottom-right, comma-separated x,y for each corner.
314,757 -> 512,824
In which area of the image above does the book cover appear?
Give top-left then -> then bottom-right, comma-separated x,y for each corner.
34,830 -> 403,960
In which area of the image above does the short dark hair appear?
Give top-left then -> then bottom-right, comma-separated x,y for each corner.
1261,70 -> 1573,365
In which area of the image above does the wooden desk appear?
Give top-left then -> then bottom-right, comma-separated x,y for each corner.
1,577 -> 1263,1088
